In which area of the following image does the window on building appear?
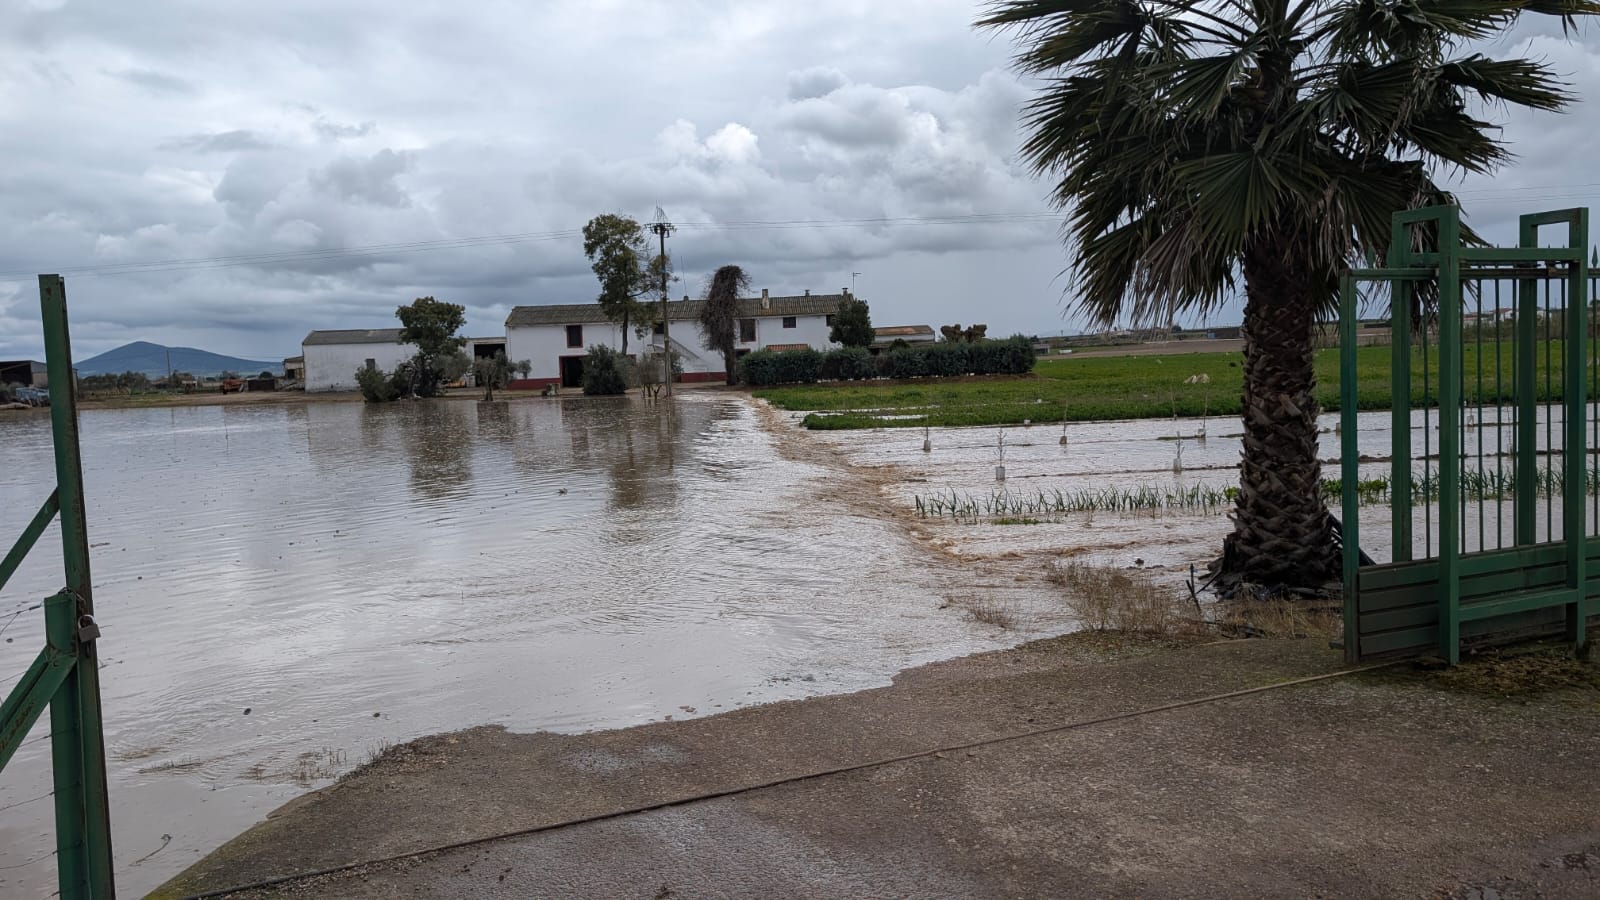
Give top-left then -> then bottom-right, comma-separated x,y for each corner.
782,316 -> 797,329
825,314 -> 836,327
364,358 -> 376,371
566,324 -> 583,348
653,322 -> 664,335
739,318 -> 757,343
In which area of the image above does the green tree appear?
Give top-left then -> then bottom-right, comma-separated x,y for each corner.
829,296 -> 874,348
473,351 -> 528,401
582,344 -> 632,396
698,264 -> 749,384
939,324 -> 988,343
355,364 -> 399,403
438,350 -> 473,385
395,296 -> 467,397
582,214 -> 661,354
979,0 -> 1594,590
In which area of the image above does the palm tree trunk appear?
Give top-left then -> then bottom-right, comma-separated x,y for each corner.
621,308 -> 630,355
1226,234 -> 1340,590
724,350 -> 737,385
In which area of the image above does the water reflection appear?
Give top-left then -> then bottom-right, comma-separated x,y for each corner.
401,403 -> 472,502
0,393 -> 1033,898
475,401 -> 513,444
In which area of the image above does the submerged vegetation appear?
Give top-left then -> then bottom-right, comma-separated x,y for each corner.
917,463 -> 1600,524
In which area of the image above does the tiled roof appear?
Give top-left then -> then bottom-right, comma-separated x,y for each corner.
302,328 -> 406,346
874,325 -> 935,339
506,294 -> 847,328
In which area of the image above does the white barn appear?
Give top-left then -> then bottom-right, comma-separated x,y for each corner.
504,290 -> 849,388
301,328 -> 417,392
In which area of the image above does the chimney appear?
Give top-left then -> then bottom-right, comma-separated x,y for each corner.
761,288 -> 770,309
804,288 -> 810,296
842,287 -> 849,297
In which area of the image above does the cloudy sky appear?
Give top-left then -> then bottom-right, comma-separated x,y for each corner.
2,1 -> 1599,362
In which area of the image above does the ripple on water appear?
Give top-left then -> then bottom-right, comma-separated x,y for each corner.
0,394 -> 1045,896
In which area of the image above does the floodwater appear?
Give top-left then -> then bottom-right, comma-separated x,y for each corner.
800,401 -> 1600,584
0,395 -> 1071,897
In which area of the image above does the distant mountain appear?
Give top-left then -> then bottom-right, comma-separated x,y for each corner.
76,341 -> 281,378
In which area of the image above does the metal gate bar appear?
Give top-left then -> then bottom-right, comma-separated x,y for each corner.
0,275 -> 116,898
1340,207 -> 1593,663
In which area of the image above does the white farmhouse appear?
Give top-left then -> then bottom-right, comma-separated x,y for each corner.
504,290 -> 849,388
301,328 -> 417,392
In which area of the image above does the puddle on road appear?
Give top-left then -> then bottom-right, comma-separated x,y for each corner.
0,395 -> 1072,896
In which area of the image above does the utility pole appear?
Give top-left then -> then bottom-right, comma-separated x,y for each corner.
851,272 -> 861,294
648,207 -> 676,397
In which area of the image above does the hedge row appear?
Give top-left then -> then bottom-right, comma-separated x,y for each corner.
739,336 -> 1036,387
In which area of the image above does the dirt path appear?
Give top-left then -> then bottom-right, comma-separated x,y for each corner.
154,635 -> 1600,899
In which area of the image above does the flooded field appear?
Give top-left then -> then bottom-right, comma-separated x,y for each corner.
798,401 -> 1600,587
0,395 -> 1070,896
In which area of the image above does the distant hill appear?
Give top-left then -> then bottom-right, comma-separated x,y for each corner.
76,341 -> 281,378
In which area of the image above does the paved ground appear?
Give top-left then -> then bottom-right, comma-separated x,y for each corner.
151,633 -> 1600,899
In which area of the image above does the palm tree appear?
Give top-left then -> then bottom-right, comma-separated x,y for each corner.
979,0 -> 1595,590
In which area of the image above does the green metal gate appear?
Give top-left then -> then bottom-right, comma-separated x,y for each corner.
0,276 -> 116,897
1339,206 -> 1598,663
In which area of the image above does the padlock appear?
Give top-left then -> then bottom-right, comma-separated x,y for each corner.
77,614 -> 101,643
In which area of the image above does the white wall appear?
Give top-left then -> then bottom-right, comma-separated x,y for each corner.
505,313 -> 838,382
303,341 -> 417,392
506,322 -> 638,380
753,314 -> 833,350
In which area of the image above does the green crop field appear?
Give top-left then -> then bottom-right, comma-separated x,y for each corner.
755,342 -> 1575,429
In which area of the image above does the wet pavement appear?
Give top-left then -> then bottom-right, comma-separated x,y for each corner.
0,395 -> 1070,897
161,636 -> 1600,899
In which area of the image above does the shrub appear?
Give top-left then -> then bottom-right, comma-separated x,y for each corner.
820,347 -> 875,381
743,337 -> 1035,386
355,365 -> 399,403
582,344 -> 631,395
740,348 -> 822,386
738,350 -> 779,386
883,347 -> 929,379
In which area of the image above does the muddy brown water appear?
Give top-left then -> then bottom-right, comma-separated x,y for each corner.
0,396 -> 1067,897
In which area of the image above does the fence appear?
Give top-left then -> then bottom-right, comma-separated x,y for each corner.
1339,207 -> 1597,663
0,276 -> 116,897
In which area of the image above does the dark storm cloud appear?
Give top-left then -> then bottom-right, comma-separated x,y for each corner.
310,150 -> 413,208
312,118 -> 377,141
161,130 -> 278,153
786,65 -> 848,100
0,0 -> 1595,361
106,66 -> 194,94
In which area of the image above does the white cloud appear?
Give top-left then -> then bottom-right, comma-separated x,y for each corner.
0,1 -> 1594,360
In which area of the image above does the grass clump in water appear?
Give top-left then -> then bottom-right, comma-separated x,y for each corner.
1048,560 -> 1199,636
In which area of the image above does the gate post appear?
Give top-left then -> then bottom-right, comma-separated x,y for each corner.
39,275 -> 116,899
1560,213 -> 1590,650
1436,210 -> 1464,663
